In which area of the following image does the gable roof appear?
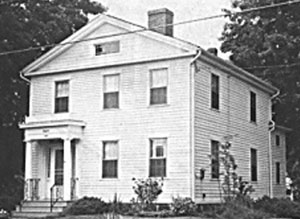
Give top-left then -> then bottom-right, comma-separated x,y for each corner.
21,12 -> 278,95
21,13 -> 198,75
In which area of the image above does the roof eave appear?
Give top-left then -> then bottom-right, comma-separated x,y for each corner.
199,49 -> 278,95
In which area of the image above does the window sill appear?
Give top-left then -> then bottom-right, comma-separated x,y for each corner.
99,178 -> 119,181
250,121 -> 257,125
148,104 -> 169,108
209,178 -> 220,181
102,108 -> 120,112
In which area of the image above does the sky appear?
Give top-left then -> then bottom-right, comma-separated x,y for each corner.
97,0 -> 233,58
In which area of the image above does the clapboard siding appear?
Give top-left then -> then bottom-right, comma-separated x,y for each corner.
37,23 -> 191,74
30,57 -> 193,202
194,60 -> 272,202
271,129 -> 287,198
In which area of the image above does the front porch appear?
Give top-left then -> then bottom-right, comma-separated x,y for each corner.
20,116 -> 85,202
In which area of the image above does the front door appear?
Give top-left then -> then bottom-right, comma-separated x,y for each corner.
55,149 -> 64,186
53,149 -> 64,200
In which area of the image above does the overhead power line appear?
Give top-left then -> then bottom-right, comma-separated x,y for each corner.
0,0 -> 300,57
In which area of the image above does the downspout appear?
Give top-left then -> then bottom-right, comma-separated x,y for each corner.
189,49 -> 202,200
268,89 -> 280,198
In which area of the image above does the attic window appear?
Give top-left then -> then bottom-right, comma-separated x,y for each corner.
95,41 -> 120,55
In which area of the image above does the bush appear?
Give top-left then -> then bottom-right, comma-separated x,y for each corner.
63,196 -> 107,215
254,196 -> 300,219
132,177 -> 163,210
170,196 -> 197,216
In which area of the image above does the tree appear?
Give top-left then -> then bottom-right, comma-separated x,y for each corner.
0,0 -> 106,208
220,0 -> 300,190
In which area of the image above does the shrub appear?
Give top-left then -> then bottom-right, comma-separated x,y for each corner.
254,196 -> 300,219
63,196 -> 107,215
170,196 -> 197,216
217,201 -> 270,219
132,177 -> 163,210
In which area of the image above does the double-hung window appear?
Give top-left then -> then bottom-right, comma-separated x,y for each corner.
150,69 -> 168,105
102,141 -> 118,178
103,74 -> 119,109
211,140 -> 220,179
149,138 -> 167,177
250,148 -> 257,181
55,80 -> 69,113
211,74 -> 220,110
250,91 -> 256,122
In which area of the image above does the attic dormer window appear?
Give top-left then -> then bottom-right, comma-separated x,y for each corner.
95,41 -> 120,55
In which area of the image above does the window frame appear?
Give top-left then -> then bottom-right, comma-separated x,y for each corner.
250,148 -> 258,182
211,140 -> 220,179
54,80 -> 69,113
103,74 -> 120,109
211,73 -> 220,110
95,41 -> 120,56
149,68 -> 168,105
102,141 -> 118,179
149,138 -> 167,177
250,91 -> 257,123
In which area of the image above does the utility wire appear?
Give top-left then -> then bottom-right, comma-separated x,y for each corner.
0,0 -> 300,57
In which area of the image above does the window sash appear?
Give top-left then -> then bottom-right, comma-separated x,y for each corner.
276,135 -> 280,146
95,41 -> 120,55
150,69 -> 168,88
149,158 -> 166,177
211,140 -> 220,179
250,148 -> 257,181
55,97 -> 68,113
104,92 -> 119,109
56,81 -> 69,98
150,87 -> 167,105
103,141 -> 118,160
104,75 -> 119,93
211,74 -> 219,109
150,139 -> 167,158
102,160 -> 118,178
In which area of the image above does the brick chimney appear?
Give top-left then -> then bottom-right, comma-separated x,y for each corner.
148,8 -> 174,37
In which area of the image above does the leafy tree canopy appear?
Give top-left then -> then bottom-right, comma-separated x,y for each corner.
0,0 -> 106,203
220,0 -> 300,187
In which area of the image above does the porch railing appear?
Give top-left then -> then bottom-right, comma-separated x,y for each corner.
24,178 -> 40,201
50,184 -> 63,212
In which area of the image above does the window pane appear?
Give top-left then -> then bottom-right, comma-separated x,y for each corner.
103,160 -> 118,178
104,75 -> 119,92
211,140 -> 219,179
95,41 -> 120,55
276,135 -> 280,146
250,92 -> 256,122
103,142 -> 118,159
251,148 -> 257,181
56,81 -> 69,98
104,92 -> 119,109
150,87 -> 167,104
156,146 -> 164,157
211,74 -> 219,109
150,159 -> 166,177
276,162 -> 280,184
151,69 -> 167,88
55,97 -> 68,113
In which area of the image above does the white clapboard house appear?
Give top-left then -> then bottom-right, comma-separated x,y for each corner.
16,8 -> 287,217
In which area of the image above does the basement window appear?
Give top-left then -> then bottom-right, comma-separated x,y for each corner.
95,41 -> 120,55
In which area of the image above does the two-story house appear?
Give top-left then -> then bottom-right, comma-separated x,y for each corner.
17,8 -> 283,216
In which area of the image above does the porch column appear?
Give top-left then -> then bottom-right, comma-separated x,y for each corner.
63,138 -> 72,200
25,141 -> 32,180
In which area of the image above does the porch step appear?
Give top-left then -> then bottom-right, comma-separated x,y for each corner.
11,201 -> 71,219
